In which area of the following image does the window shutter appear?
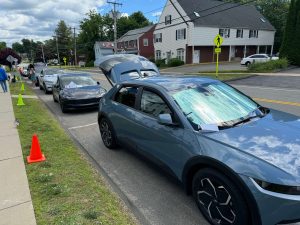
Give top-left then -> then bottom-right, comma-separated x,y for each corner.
161,33 -> 162,42
176,30 -> 178,40
184,29 -> 186,39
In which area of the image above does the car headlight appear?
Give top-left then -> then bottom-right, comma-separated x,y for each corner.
253,179 -> 300,195
61,91 -> 74,99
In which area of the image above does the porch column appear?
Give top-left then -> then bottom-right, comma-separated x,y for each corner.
257,45 -> 260,54
243,45 -> 247,58
229,45 -> 232,62
192,45 -> 195,64
270,45 -> 274,56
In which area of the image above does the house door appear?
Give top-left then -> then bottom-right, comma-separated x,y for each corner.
166,51 -> 171,64
230,46 -> 236,60
193,50 -> 200,63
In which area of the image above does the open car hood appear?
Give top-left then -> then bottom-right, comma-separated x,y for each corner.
99,54 -> 160,86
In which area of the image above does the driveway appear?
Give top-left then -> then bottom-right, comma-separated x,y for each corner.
161,61 -> 246,74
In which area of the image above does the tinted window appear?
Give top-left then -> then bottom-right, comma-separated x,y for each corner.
141,90 -> 171,117
115,86 -> 138,108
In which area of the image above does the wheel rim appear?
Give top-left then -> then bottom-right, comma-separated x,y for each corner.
100,120 -> 112,147
196,178 -> 236,224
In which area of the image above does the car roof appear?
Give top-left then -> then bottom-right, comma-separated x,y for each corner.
121,76 -> 218,92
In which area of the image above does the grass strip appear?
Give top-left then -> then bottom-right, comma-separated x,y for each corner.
11,82 -> 137,225
9,79 -> 35,96
194,73 -> 253,81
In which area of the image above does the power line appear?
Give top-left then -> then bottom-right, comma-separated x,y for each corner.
107,1 -> 122,54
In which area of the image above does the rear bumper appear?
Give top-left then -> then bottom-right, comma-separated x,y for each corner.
240,175 -> 300,225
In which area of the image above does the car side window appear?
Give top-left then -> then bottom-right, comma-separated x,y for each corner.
115,86 -> 138,108
140,90 -> 171,117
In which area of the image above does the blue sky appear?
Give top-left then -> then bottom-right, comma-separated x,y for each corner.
100,0 -> 166,22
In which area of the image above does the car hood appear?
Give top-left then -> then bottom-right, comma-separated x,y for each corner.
62,86 -> 103,98
44,74 -> 58,83
205,110 -> 300,179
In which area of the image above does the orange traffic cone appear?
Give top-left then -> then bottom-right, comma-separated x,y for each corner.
27,134 -> 46,163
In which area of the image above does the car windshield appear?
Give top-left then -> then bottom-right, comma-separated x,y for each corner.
172,82 -> 259,129
61,76 -> 97,88
45,69 -> 63,75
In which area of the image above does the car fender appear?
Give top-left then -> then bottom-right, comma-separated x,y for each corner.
182,155 -> 262,225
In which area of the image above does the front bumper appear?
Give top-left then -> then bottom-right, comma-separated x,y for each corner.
61,97 -> 100,109
240,175 -> 300,225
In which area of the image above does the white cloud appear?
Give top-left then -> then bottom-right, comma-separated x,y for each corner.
0,0 -> 106,46
151,11 -> 162,17
121,13 -> 129,17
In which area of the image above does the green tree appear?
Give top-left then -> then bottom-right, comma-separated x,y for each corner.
78,10 -> 109,62
129,11 -> 151,27
295,11 -> 300,64
55,20 -> 73,63
280,0 -> 298,63
12,42 -> 24,53
0,42 -> 6,50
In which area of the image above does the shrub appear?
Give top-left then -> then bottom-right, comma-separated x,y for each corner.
248,58 -> 289,72
148,57 -> 155,63
85,61 -> 94,67
167,58 -> 184,67
155,59 -> 166,67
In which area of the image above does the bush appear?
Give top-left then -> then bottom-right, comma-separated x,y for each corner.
148,57 -> 155,63
85,61 -> 94,67
155,59 -> 166,67
167,58 -> 184,67
248,58 -> 289,72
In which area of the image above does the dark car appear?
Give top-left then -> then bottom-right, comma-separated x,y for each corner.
98,55 -> 300,225
52,73 -> 106,113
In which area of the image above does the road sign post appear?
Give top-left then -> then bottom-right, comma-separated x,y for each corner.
213,34 -> 223,78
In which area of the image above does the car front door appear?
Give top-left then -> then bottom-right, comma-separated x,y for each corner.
132,88 -> 198,178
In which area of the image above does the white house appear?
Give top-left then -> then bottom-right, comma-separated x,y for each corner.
154,0 -> 276,64
94,42 -> 114,66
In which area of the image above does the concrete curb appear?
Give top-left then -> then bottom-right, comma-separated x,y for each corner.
0,89 -> 36,225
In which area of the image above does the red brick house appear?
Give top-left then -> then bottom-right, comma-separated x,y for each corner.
117,25 -> 156,59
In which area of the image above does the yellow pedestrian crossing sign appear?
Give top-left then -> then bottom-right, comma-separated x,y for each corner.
63,57 -> 67,66
214,34 -> 223,48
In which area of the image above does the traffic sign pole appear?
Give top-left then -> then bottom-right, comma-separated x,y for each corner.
213,34 -> 223,79
216,52 -> 219,78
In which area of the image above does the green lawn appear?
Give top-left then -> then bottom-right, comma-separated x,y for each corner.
10,80 -> 35,95
11,82 -> 137,225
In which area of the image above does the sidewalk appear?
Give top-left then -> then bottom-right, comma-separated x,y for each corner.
0,88 -> 36,225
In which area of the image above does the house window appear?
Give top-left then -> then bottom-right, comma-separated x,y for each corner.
143,38 -> 149,46
219,28 -> 230,38
236,29 -> 243,38
154,33 -> 162,43
249,30 -> 259,38
176,28 -> 186,40
177,48 -> 184,61
165,15 -> 172,25
156,50 -> 161,60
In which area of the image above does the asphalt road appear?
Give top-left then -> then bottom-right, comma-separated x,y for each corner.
32,73 -> 300,225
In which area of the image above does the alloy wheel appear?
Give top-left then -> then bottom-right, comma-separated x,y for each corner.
196,178 -> 236,224
100,120 -> 113,147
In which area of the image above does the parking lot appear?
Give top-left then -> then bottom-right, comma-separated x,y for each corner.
30,69 -> 300,225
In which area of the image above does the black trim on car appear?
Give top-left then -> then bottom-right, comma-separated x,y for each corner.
182,156 -> 262,225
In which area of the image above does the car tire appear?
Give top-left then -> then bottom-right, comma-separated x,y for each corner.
44,84 -> 48,94
245,61 -> 251,67
53,95 -> 58,103
192,168 -> 249,225
39,83 -> 43,90
59,98 -> 67,113
99,117 -> 117,149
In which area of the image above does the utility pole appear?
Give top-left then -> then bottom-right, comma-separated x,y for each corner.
41,44 -> 45,64
55,36 -> 60,65
73,27 -> 77,66
107,1 -> 122,54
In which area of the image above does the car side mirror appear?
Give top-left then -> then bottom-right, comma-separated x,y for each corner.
158,114 -> 176,126
97,81 -> 100,85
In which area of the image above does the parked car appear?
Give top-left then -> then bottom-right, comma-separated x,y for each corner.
53,73 -> 106,113
37,68 -> 64,94
241,54 -> 279,66
98,55 -> 300,225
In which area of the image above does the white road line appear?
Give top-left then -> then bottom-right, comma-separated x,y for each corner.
232,85 -> 300,92
68,122 -> 98,130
